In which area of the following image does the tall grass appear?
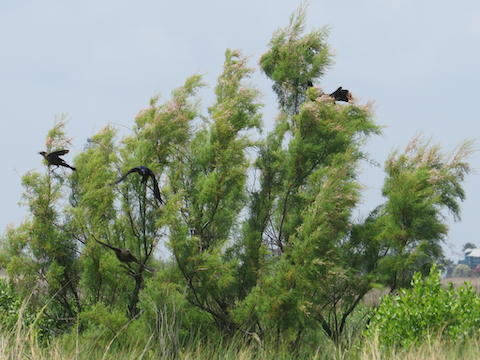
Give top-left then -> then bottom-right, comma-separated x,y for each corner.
2,325 -> 480,359
362,331 -> 480,360
2,318 -> 480,360
2,286 -> 480,360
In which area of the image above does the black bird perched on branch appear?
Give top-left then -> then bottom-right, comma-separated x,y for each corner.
306,82 -> 352,103
95,239 -> 154,272
39,150 -> 76,171
329,87 -> 352,102
111,166 -> 164,204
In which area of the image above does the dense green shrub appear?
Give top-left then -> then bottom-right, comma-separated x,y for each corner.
367,264 -> 480,348
453,264 -> 471,277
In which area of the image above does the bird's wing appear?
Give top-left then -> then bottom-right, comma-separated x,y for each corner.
111,167 -> 141,185
150,173 -> 164,204
95,239 -> 122,252
329,87 -> 342,97
337,89 -> 350,102
50,149 -> 69,156
329,87 -> 351,102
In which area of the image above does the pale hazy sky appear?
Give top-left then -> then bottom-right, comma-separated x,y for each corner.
1,0 -> 479,261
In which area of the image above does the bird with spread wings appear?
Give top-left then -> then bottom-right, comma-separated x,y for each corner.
39,149 -> 76,171
329,86 -> 352,103
307,82 -> 353,103
111,166 -> 164,204
94,238 -> 154,272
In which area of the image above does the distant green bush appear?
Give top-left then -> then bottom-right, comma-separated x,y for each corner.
366,264 -> 480,348
453,264 -> 471,277
0,279 -> 21,329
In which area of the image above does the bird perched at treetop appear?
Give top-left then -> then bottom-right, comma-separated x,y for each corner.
306,82 -> 352,103
111,166 -> 164,204
39,149 -> 76,171
329,86 -> 352,102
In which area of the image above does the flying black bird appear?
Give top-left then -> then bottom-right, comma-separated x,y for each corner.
95,239 -> 154,272
329,87 -> 352,103
111,166 -> 164,204
39,150 -> 76,171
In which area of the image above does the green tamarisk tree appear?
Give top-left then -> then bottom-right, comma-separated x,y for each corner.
2,117 -> 81,336
374,136 -> 474,291
0,3 -> 474,351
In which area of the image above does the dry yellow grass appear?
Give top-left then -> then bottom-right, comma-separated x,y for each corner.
362,333 -> 480,360
441,276 -> 480,293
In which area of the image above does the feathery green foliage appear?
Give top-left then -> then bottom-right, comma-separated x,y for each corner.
260,1 -> 333,115
0,3 -> 476,356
